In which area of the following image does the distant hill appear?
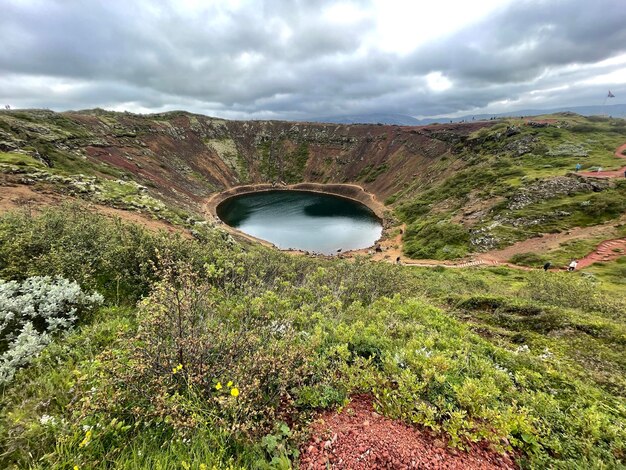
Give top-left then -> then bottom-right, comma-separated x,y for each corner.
310,104 -> 626,125
309,113 -> 422,125
432,103 -> 626,124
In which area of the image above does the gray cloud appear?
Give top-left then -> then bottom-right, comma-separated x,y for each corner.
1,0 -> 625,119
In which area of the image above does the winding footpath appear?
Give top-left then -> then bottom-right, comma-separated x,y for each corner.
373,140 -> 626,271
577,238 -> 626,269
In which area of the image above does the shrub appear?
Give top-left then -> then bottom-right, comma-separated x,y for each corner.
403,221 -> 470,259
0,204 -> 242,304
90,260 -> 315,439
524,271 -> 625,316
0,276 -> 102,385
570,124 -> 597,133
581,191 -> 626,219
396,200 -> 431,220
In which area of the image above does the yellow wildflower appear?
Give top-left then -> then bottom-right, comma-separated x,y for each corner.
230,387 -> 239,397
200,465 -> 207,470
215,382 -> 222,390
74,466 -> 79,470
227,381 -> 233,387
79,429 -> 92,448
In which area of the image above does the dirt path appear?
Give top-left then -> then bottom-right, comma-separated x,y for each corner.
579,142 -> 626,179
346,213 -> 626,271
300,395 -> 517,470
0,184 -> 184,235
577,238 -> 626,269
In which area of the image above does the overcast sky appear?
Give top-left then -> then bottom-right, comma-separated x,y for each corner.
2,0 -> 626,120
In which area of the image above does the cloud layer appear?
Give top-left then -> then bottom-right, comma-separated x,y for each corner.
1,0 -> 626,119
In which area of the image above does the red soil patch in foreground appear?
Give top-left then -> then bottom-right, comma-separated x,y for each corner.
300,395 -> 518,469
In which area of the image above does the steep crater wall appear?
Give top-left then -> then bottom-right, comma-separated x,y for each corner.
0,110 -> 494,214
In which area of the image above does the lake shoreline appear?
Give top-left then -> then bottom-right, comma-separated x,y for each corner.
204,183 -> 387,255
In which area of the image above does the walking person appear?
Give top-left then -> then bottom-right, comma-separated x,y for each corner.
543,261 -> 551,272
575,163 -> 581,172
568,259 -> 578,271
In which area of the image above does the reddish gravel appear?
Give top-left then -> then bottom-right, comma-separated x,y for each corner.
577,237 -> 626,269
300,395 -> 518,469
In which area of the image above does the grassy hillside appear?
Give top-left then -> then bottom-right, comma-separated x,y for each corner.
2,110 -> 625,261
393,115 -> 626,258
0,206 -> 625,468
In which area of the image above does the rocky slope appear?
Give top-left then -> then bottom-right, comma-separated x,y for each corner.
0,109 -> 491,212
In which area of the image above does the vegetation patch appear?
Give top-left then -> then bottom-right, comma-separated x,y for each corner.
358,163 -> 389,183
403,220 -> 470,259
391,115 -> 626,258
0,208 -> 625,468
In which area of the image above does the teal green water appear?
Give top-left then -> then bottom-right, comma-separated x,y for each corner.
217,190 -> 382,254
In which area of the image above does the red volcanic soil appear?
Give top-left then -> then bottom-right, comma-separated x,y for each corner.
0,184 -> 185,236
300,395 -> 518,470
577,238 -> 626,269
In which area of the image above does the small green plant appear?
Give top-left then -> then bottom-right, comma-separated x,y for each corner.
255,423 -> 299,469
509,252 -> 547,266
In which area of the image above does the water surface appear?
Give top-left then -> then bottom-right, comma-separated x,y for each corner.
217,190 -> 382,254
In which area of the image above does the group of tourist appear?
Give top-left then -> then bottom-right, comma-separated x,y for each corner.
543,260 -> 578,272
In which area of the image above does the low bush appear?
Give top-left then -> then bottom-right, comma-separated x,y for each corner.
0,204 -> 246,304
524,271 -> 626,316
403,221 -> 470,259
509,252 -> 547,267
0,207 -> 625,468
87,261 -> 316,440
456,294 -> 543,316
0,276 -> 102,385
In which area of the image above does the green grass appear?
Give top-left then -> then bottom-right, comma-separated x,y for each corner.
0,151 -> 47,169
390,115 -> 626,259
358,163 -> 389,183
509,237 -> 607,268
283,142 -> 309,183
583,256 -> 626,292
486,182 -> 626,246
258,140 -> 310,183
403,220 -> 470,259
0,208 -> 625,468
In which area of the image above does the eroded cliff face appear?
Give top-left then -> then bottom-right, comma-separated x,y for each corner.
0,109 -> 492,212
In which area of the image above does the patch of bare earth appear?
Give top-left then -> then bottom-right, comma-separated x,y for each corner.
0,183 -> 184,235
577,238 -> 626,269
300,395 -> 517,470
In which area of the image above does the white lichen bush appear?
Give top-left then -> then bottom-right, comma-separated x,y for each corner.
0,276 -> 103,385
